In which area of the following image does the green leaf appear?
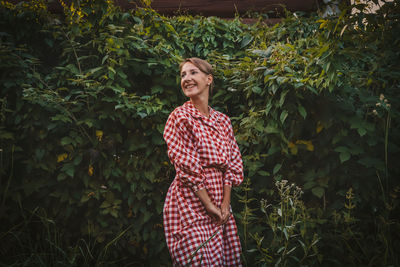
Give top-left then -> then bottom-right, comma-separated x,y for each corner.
287,246 -> 297,255
81,193 -> 90,203
265,125 -> 279,134
339,151 -> 351,163
88,66 -> 103,75
73,154 -> 83,165
144,171 -> 154,182
279,90 -> 288,107
298,240 -> 306,253
264,69 -> 275,76
143,211 -> 151,223
257,170 -> 270,177
100,201 -> 110,209
298,105 -> 307,119
312,186 -> 325,198
276,76 -> 288,85
51,114 -> 72,123
118,71 -> 127,79
151,85 -> 163,94
265,101 -> 273,115
61,163 -> 75,177
240,35 -> 253,48
101,55 -> 109,64
273,163 -> 282,175
303,181 -> 316,190
61,136 -> 74,146
35,149 -> 45,160
280,110 -> 288,124
317,44 -> 329,57
251,46 -> 273,57
252,86 -> 262,94
283,227 -> 289,240
0,132 -> 14,139
334,146 -> 349,153
357,127 -> 367,136
108,67 -> 115,79
57,173 -> 67,181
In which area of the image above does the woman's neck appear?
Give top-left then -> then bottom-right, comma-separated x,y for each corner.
190,96 -> 209,118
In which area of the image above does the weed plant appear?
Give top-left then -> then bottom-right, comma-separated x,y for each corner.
240,179 -> 321,266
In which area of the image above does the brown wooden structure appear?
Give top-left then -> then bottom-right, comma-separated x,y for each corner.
10,0 -> 318,19
123,0 -> 318,17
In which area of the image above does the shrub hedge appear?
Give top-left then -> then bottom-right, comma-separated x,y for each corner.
0,0 -> 399,266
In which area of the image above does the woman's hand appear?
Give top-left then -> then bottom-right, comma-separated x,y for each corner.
220,184 -> 232,224
204,202 -> 223,224
195,188 -> 223,224
220,201 -> 231,225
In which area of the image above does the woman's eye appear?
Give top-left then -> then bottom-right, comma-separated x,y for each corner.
191,71 -> 197,75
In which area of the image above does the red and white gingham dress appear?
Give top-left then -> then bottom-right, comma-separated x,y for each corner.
163,101 -> 243,266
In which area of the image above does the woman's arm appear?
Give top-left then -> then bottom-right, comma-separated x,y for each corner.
220,185 -> 231,224
164,112 -> 206,191
220,116 -> 243,224
195,188 -> 223,224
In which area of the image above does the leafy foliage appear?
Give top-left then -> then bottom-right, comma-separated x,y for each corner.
0,0 -> 399,266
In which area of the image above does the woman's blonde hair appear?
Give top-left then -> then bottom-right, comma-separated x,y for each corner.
179,57 -> 214,96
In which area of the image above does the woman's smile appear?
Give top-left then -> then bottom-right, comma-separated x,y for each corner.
183,83 -> 196,90
180,62 -> 211,100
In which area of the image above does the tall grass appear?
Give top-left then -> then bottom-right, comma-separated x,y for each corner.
0,207 -> 137,266
239,177 -> 400,266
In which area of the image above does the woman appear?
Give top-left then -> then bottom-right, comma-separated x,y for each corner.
163,57 -> 244,266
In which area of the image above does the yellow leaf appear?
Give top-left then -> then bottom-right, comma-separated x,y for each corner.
290,146 -> 298,155
288,142 -> 298,155
57,153 -> 68,162
96,130 -> 103,141
295,140 -> 314,151
346,188 -> 354,199
127,209 -> 133,218
88,164 -> 94,176
318,20 -> 327,29
306,142 -> 314,151
316,121 -> 324,134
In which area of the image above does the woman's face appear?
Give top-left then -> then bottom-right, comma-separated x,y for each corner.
180,62 -> 212,100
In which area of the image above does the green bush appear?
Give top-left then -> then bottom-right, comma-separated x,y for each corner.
0,0 -> 399,266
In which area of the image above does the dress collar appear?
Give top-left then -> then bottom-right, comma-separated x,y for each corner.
184,101 -> 219,122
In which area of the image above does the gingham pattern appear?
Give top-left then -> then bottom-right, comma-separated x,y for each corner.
163,101 -> 243,266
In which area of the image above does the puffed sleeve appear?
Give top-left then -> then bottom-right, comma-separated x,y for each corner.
223,119 -> 244,187
163,111 -> 206,192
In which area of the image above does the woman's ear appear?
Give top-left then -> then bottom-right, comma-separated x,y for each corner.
207,74 -> 213,85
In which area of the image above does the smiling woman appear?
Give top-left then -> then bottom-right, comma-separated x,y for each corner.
163,58 -> 244,266
179,58 -> 213,114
